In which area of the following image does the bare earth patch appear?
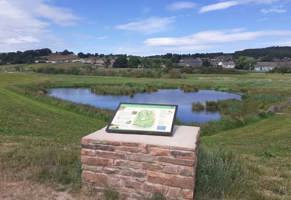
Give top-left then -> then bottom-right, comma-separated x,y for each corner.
0,180 -> 75,200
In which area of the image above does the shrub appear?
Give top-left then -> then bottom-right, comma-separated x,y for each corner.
270,66 -> 291,73
180,84 -> 199,92
192,102 -> 205,111
90,84 -> 158,96
167,69 -> 183,79
206,101 -> 219,112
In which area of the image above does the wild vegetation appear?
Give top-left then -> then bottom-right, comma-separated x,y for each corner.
0,72 -> 290,199
192,102 -> 205,111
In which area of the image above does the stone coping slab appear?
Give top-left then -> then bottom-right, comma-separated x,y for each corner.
82,125 -> 200,150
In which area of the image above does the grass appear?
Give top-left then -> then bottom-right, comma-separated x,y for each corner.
195,147 -> 249,199
202,109 -> 291,199
0,72 -> 291,199
90,83 -> 158,96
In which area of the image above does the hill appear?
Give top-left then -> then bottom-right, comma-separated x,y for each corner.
235,46 -> 291,60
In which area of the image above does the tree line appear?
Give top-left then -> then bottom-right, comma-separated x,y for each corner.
1,46 -> 291,68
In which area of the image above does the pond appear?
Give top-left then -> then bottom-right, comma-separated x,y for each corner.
48,88 -> 241,124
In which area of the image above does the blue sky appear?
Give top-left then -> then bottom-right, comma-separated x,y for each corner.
1,0 -> 291,55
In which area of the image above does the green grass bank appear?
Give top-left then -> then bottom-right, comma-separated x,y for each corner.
0,72 -> 290,199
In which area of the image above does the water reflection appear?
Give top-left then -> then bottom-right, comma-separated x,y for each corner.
48,88 -> 241,124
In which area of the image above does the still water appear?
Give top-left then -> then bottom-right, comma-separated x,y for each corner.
48,88 -> 241,124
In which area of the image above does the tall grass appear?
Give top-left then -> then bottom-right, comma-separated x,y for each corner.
0,137 -> 82,190
90,83 -> 158,96
195,146 -> 250,199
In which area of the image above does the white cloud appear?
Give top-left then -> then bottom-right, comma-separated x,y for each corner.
261,7 -> 287,14
36,4 -> 80,26
4,36 -> 40,45
0,0 -> 79,52
199,1 -> 239,13
199,0 -> 282,13
167,1 -> 196,11
144,29 -> 291,48
115,17 -> 175,34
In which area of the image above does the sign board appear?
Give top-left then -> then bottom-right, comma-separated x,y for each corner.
106,103 -> 177,136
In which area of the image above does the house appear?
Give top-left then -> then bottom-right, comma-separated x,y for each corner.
278,61 -> 291,68
254,62 -> 277,72
95,58 -> 106,66
45,53 -> 78,63
218,61 -> 236,69
178,58 -> 203,68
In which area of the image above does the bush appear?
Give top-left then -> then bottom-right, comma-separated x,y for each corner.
167,69 -> 183,79
206,101 -> 219,112
270,66 -> 291,73
192,102 -> 205,111
180,84 -> 199,92
90,84 -> 158,96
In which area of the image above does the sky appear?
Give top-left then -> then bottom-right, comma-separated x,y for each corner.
0,0 -> 291,55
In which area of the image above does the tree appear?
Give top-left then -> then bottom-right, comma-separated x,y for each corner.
113,55 -> 128,68
128,56 -> 141,68
78,52 -> 89,58
60,49 -> 73,55
104,58 -> 111,68
0,48 -> 52,64
235,56 -> 257,70
202,59 -> 212,67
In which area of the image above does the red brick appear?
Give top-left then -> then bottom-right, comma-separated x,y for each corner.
166,187 -> 182,198
81,138 -> 91,145
102,140 -> 121,146
143,183 -> 165,193
103,167 -> 119,174
82,171 -> 108,187
107,176 -> 122,187
138,144 -> 149,154
122,178 -> 142,190
95,150 -> 125,159
81,144 -> 115,151
149,147 -> 170,156
120,142 -> 139,147
114,159 -> 143,169
115,146 -> 142,153
81,148 -> 96,156
170,150 -> 195,160
82,164 -> 103,173
158,156 -> 194,166
142,163 -> 163,171
127,153 -> 155,163
120,169 -> 146,178
179,166 -> 194,177
182,189 -> 194,199
147,171 -> 194,189
81,156 -> 112,167
162,165 -> 179,175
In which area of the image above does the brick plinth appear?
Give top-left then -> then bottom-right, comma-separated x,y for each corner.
81,126 -> 200,200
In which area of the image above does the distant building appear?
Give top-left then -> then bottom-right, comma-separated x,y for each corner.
45,53 -> 78,63
218,61 -> 235,69
254,62 -> 277,72
178,58 -> 203,68
278,61 -> 291,68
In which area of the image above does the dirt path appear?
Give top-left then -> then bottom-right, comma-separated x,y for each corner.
0,180 -> 75,200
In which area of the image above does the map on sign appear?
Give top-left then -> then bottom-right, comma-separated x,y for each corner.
106,103 -> 177,136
